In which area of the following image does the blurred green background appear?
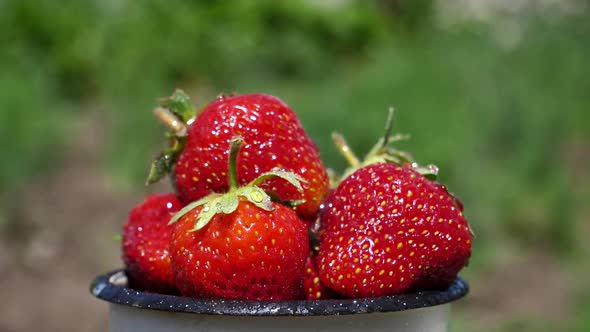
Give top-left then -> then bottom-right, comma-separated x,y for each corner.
1,0 -> 589,331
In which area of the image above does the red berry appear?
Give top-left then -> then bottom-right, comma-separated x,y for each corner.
169,137 -> 310,300
174,93 -> 329,218
303,254 -> 336,300
122,193 -> 183,294
170,201 -> 309,300
318,163 -> 472,298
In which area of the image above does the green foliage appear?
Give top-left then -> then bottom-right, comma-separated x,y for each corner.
1,0 -> 589,245
575,290 -> 590,331
0,46 -> 65,190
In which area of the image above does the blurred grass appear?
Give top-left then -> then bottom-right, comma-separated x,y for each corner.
1,0 -> 589,330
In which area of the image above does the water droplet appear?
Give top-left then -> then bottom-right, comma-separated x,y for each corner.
250,190 -> 264,203
428,164 -> 439,174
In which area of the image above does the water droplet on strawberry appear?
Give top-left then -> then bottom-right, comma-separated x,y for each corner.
250,191 -> 264,203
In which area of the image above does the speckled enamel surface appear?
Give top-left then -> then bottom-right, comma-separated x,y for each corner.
90,270 -> 468,316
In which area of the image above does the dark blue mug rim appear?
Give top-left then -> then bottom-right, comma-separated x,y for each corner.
90,269 -> 468,317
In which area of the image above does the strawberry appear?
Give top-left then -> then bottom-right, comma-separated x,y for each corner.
169,137 -> 309,300
122,193 -> 183,294
318,164 -> 471,298
303,253 -> 336,300
147,90 -> 329,219
317,108 -> 472,298
302,214 -> 336,300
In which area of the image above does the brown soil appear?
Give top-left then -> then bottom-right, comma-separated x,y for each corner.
457,251 -> 573,330
0,113 -> 171,332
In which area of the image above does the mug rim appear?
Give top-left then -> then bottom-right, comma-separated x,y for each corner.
90,269 -> 468,317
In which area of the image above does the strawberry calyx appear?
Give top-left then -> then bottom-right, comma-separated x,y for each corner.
168,136 -> 306,232
146,89 -> 196,185
332,107 -> 439,185
159,89 -> 195,124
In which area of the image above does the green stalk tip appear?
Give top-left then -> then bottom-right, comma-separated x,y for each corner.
228,136 -> 245,190
381,106 -> 395,149
331,132 -> 361,168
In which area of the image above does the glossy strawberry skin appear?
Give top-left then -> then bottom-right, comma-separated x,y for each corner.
170,200 -> 309,301
318,163 -> 472,298
174,94 -> 329,219
122,193 -> 183,294
304,254 -> 336,300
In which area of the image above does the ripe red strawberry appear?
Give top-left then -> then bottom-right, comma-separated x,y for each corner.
122,193 -> 183,294
148,90 -> 329,219
303,253 -> 335,300
318,164 -> 472,298
169,137 -> 309,300
172,201 -> 308,300
317,108 -> 472,298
